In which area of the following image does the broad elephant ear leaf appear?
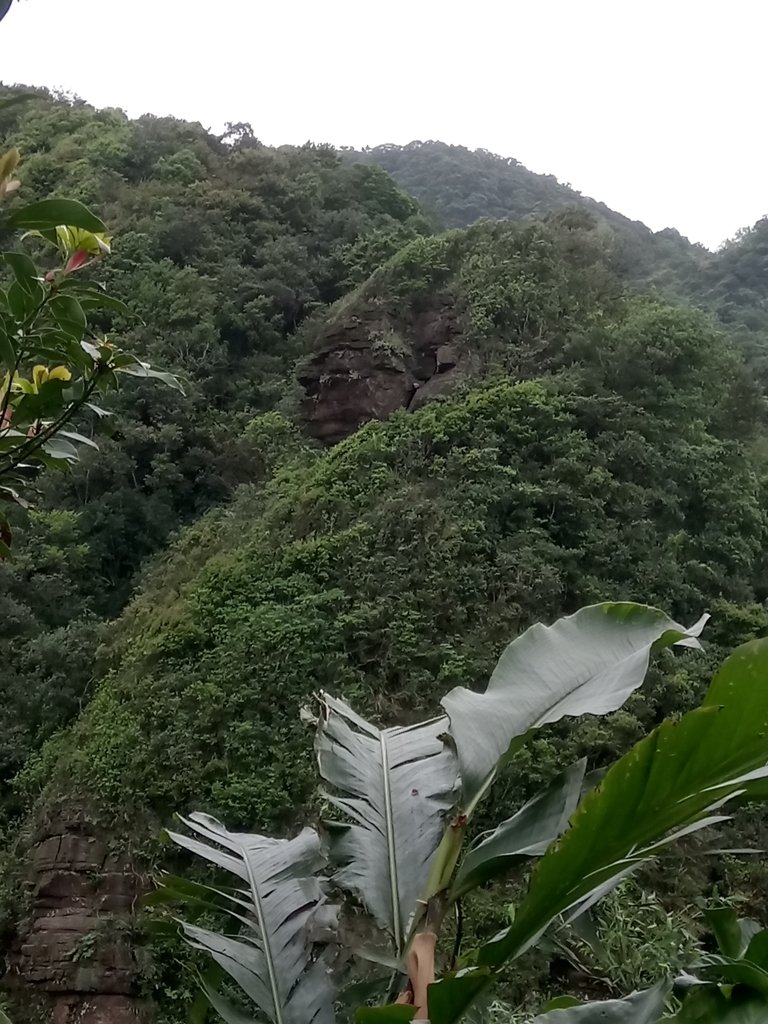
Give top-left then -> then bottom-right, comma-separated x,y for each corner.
442,602 -> 708,813
316,694 -> 457,957
166,814 -> 336,1024
475,637 -> 768,970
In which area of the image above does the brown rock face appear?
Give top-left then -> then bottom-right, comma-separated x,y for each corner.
299,297 -> 476,443
7,806 -> 145,1023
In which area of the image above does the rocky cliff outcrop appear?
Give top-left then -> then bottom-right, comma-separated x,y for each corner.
299,296 -> 478,443
7,806 -> 144,1024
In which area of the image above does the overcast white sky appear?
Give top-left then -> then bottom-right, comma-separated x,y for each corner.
1,0 -> 766,249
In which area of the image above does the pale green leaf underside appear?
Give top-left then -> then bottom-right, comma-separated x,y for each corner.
317,693 -> 457,955
442,602 -> 708,811
168,814 -> 335,1024
532,982 -> 669,1023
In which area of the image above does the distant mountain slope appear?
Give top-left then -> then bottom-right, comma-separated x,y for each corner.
344,141 -> 704,286
346,141 -> 768,375
693,218 -> 768,366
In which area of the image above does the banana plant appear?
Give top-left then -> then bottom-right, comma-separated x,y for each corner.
163,603 -> 768,1023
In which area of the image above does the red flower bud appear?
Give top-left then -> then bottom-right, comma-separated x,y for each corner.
64,249 -> 90,274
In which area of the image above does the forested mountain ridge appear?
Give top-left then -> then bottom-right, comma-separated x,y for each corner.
2,87 -> 768,1023
349,141 -> 768,374
345,140 -> 705,279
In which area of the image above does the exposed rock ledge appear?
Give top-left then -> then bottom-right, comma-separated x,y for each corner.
299,296 -> 479,443
6,805 -> 144,1023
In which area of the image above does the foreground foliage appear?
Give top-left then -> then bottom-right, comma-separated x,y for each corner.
164,607 -> 768,1022
535,907 -> 768,1022
0,142 -> 180,554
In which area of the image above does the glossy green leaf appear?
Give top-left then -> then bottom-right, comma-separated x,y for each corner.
24,342 -> 72,364
115,359 -> 184,392
92,367 -> 119,393
6,278 -> 41,320
744,931 -> 768,970
672,987 -> 768,1023
452,759 -> 586,898
84,401 -> 112,418
442,603 -> 708,813
355,1007 -> 416,1023
475,638 -> 768,969
0,325 -> 15,369
427,969 -> 492,1024
73,289 -> 136,318
41,436 -> 80,462
0,429 -> 25,452
23,327 -> 88,368
3,251 -> 40,293
704,908 -> 761,959
11,379 -> 69,424
5,198 -> 106,233
57,429 -> 98,450
49,294 -> 87,340
700,957 -> 768,996
542,997 -> 583,1011
0,484 -> 28,507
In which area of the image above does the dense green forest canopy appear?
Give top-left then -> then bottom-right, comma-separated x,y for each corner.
2,87 -> 768,1021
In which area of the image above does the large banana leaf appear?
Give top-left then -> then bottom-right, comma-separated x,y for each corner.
316,694 -> 457,956
166,813 -> 336,1024
475,637 -> 768,969
442,603 -> 708,812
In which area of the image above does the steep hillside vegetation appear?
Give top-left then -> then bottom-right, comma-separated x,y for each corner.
3,90 -> 768,1023
0,88 -> 431,804
24,223 -> 767,830
9,215 -> 768,1021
